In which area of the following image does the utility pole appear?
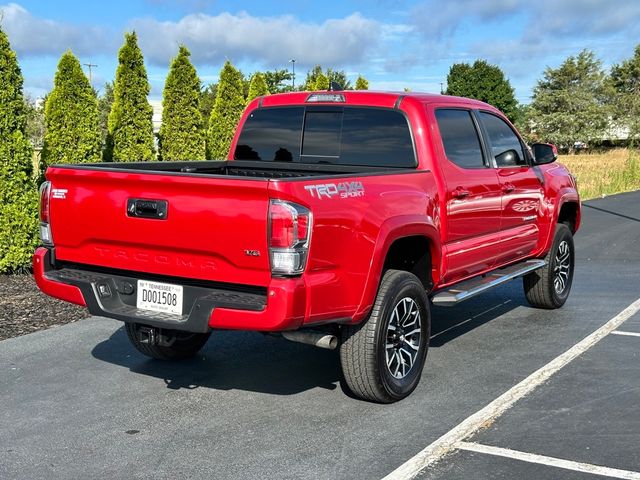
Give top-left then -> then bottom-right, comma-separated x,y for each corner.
84,62 -> 98,85
289,59 -> 296,89
440,82 -> 444,95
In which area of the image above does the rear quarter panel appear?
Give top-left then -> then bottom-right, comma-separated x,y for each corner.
270,171 -> 440,324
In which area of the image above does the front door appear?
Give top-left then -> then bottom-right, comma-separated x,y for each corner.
477,111 -> 543,265
433,108 -> 503,283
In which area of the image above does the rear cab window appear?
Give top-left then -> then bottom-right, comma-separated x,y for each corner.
234,106 -> 416,168
434,109 -> 486,169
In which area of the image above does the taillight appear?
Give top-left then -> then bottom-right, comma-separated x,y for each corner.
39,181 -> 53,245
268,200 -> 312,276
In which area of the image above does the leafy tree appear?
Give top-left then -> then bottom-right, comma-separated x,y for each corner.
207,61 -> 245,159
159,45 -> 205,161
315,72 -> 330,90
98,81 -> 114,153
446,60 -> 518,121
107,32 -> 155,161
0,26 -> 38,272
611,44 -> 640,142
528,50 -> 614,148
42,50 -> 101,168
355,75 -> 369,90
247,72 -> 269,103
263,69 -> 293,93
304,65 -> 352,90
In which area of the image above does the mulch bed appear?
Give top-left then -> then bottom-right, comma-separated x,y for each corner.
0,274 -> 89,341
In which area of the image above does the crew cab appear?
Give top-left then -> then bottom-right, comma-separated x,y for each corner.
34,91 -> 580,403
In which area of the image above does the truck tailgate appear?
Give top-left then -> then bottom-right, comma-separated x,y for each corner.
47,166 -> 272,286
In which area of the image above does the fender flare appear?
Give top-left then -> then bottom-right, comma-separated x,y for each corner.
540,190 -> 581,255
352,215 -> 441,323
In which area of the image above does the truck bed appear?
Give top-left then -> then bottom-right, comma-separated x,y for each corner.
62,160 -> 408,180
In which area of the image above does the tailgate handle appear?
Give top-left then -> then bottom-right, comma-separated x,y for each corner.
127,199 -> 168,220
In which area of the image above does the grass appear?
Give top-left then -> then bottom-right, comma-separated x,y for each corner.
559,149 -> 640,200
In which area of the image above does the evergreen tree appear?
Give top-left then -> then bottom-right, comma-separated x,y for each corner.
611,44 -> 640,142
446,60 -> 518,122
0,26 -> 38,272
159,46 -> 205,161
529,50 -> 614,148
207,61 -> 245,159
199,82 -> 217,132
315,72 -> 329,90
107,32 -> 154,161
42,50 -> 101,167
247,72 -> 269,103
355,75 -> 369,90
98,81 -> 114,154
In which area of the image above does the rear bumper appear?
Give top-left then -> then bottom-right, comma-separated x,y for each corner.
33,247 -> 306,333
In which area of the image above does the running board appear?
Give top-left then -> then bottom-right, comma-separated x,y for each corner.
432,259 -> 546,306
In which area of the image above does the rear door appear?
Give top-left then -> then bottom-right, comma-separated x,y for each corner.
434,108 -> 503,282
476,111 -> 543,265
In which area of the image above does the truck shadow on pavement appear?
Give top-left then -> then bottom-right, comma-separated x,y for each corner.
91,284 -> 526,396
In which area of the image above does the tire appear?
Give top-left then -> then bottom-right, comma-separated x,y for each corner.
523,223 -> 575,309
340,270 -> 430,403
125,323 -> 211,360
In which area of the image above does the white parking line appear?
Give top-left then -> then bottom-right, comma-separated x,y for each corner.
456,442 -> 640,479
382,297 -> 640,480
611,330 -> 640,338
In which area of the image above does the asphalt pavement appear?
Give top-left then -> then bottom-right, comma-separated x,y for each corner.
1,191 -> 639,480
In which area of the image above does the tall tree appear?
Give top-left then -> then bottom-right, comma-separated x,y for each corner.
98,81 -> 114,154
247,72 -> 269,103
304,65 -> 352,90
355,75 -> 369,90
528,50 -> 614,148
25,95 -> 45,149
0,26 -> 38,272
199,82 -> 217,132
207,61 -> 245,159
611,44 -> 640,142
315,72 -> 330,90
446,60 -> 518,121
263,69 -> 293,93
159,46 -> 205,161
107,32 -> 154,161
42,50 -> 101,167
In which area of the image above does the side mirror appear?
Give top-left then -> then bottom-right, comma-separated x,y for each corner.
531,143 -> 558,165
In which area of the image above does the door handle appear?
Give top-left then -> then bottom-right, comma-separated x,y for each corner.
452,187 -> 470,199
501,183 -> 515,194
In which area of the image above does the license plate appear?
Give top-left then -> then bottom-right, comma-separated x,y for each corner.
136,280 -> 183,315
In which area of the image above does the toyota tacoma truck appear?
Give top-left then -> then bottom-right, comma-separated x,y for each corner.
34,91 -> 580,403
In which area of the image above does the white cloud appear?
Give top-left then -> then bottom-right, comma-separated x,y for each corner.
130,11 -> 381,68
412,0 -> 520,39
0,3 -> 112,56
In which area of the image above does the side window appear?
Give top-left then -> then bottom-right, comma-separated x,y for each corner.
435,109 -> 485,169
479,112 -> 526,167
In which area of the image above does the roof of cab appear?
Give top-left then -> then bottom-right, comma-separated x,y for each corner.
257,90 -> 495,111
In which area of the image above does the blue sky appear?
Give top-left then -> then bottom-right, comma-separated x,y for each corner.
3,0 -> 640,104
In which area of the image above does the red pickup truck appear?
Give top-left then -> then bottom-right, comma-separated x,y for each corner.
34,91 -> 580,403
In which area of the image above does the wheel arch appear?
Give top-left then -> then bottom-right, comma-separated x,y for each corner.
352,215 -> 441,323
